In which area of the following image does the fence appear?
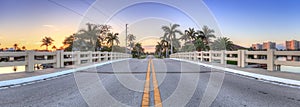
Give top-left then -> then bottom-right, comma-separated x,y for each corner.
0,51 -> 131,72
170,50 -> 300,71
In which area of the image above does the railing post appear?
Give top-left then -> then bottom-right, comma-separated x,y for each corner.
189,52 -> 192,60
193,52 -> 197,61
54,50 -> 61,68
105,52 -> 109,61
98,52 -> 101,62
267,49 -> 275,71
60,50 -> 65,68
239,50 -> 247,67
209,51 -> 212,62
221,50 -> 225,64
76,51 -> 81,65
200,51 -> 204,62
88,51 -> 93,63
25,50 -> 35,72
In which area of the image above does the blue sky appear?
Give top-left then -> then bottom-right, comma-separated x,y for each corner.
204,0 -> 300,47
0,0 -> 299,50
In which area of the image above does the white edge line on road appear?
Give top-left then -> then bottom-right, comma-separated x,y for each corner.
0,58 -> 131,87
170,58 -> 300,86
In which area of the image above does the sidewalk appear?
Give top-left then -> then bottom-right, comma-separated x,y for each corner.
0,66 -> 76,81
205,61 -> 300,81
171,58 -> 300,86
0,59 -> 129,87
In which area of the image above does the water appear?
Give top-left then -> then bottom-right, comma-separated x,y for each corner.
281,66 -> 300,73
0,66 -> 25,74
277,57 -> 300,73
0,65 -> 44,74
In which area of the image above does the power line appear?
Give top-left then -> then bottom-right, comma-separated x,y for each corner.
47,0 -> 98,24
79,0 -> 126,29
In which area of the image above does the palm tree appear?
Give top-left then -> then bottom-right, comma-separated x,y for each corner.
134,43 -> 143,57
62,34 -> 76,51
41,36 -> 54,51
161,24 -> 182,54
52,45 -> 57,51
22,46 -> 26,50
197,25 -> 216,45
211,37 -> 234,51
194,38 -> 207,51
97,24 -> 111,51
13,43 -> 18,51
105,32 -> 120,48
181,28 -> 197,43
99,25 -> 112,35
128,34 -> 136,53
155,41 -> 164,57
161,40 -> 169,58
77,23 -> 102,50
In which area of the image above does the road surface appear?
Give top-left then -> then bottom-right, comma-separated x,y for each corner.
0,57 -> 300,107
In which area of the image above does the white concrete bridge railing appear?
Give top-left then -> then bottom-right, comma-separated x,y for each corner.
0,51 -> 131,72
170,50 -> 300,71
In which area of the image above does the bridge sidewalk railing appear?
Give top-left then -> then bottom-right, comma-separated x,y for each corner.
170,50 -> 300,71
0,51 -> 131,72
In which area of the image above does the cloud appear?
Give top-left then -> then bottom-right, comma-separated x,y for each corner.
43,25 -> 59,31
43,25 -> 55,28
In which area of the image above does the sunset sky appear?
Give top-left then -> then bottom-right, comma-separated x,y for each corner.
0,0 -> 300,52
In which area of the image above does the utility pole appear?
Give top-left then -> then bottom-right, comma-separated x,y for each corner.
125,24 -> 128,53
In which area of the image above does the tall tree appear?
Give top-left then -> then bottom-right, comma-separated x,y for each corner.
77,23 -> 101,51
155,41 -> 164,57
127,34 -> 136,54
22,46 -> 26,50
52,45 -> 57,51
181,28 -> 197,43
97,24 -> 112,51
13,43 -> 18,51
105,32 -> 120,48
62,34 -> 76,51
194,38 -> 207,51
134,43 -> 143,57
41,36 -> 54,51
161,24 -> 182,54
161,40 -> 169,58
197,25 -> 216,45
211,37 -> 234,51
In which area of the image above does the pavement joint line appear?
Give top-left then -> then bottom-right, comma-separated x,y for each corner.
151,59 -> 163,107
170,58 -> 300,87
0,58 -> 131,88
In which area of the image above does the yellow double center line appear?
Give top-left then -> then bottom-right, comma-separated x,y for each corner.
141,59 -> 162,107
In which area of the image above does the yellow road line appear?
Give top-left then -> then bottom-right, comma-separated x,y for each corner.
151,59 -> 162,107
141,59 -> 151,107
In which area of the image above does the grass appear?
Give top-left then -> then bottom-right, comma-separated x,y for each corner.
227,60 -> 237,65
139,55 -> 147,59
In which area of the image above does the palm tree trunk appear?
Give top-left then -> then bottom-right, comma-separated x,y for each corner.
166,48 -> 169,58
129,42 -> 132,54
170,37 -> 173,54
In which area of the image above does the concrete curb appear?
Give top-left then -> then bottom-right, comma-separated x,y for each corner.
170,58 -> 300,86
0,58 -> 131,87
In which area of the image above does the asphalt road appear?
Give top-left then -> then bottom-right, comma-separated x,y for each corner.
0,57 -> 300,107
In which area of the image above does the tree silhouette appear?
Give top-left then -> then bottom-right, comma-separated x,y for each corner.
161,24 -> 182,54
41,36 -> 54,51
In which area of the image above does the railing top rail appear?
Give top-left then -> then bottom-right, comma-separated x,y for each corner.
275,51 -> 300,56
0,52 -> 27,57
